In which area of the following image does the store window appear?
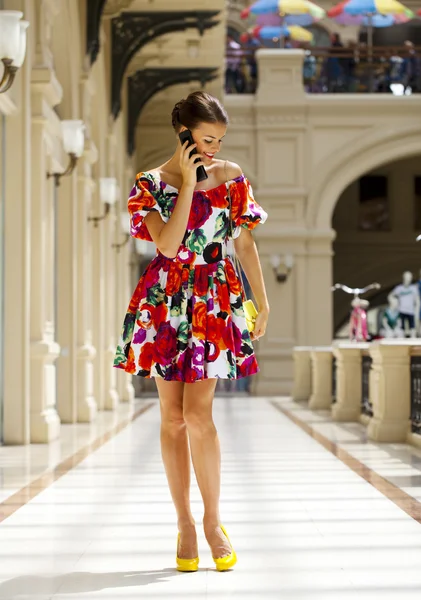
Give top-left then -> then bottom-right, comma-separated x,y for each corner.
358,175 -> 389,231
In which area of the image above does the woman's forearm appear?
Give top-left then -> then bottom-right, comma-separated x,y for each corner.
235,236 -> 270,312
153,183 -> 195,258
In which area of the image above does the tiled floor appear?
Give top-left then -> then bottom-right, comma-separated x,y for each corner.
2,396 -> 421,599
275,398 -> 421,503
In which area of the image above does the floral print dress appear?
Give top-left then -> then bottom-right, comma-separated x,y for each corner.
113,170 -> 268,383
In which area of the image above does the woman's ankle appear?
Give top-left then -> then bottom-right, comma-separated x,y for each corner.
177,516 -> 196,531
203,513 -> 221,530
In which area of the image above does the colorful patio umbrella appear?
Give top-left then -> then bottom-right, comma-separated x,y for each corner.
331,10 -> 412,25
256,7 -> 324,26
252,24 -> 314,42
241,0 -> 325,18
339,0 -> 410,15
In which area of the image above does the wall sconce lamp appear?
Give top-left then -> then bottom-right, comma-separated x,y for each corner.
88,177 -> 118,227
47,120 -> 85,186
270,253 -> 294,283
0,11 -> 29,94
112,213 -> 131,252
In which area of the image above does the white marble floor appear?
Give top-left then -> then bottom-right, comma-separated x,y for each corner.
2,396 -> 421,599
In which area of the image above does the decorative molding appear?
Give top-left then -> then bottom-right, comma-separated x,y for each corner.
127,67 -> 219,156
103,0 -> 132,17
86,0 -> 107,65
111,11 -> 220,119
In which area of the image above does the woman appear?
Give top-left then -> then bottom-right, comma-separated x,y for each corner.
114,91 -> 269,572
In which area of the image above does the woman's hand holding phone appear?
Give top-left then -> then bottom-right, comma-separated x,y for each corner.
179,140 -> 204,189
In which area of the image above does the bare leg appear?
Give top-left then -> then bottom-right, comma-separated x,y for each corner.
183,379 -> 231,559
155,379 -> 197,560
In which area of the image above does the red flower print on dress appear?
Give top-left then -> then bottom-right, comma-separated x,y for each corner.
187,193 -> 212,229
166,263 -> 182,296
126,345 -> 136,373
192,301 -> 208,340
207,314 -> 228,351
225,260 -> 242,296
154,322 -> 178,366
193,267 -> 209,298
210,185 -> 228,209
138,342 -> 154,371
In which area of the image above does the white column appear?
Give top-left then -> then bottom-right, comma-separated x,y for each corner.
76,143 -> 98,422
29,69 -> 62,442
332,342 -> 368,422
292,347 -> 312,402
91,185 -> 106,411
55,162 -> 78,423
103,202 -> 119,410
368,340 -> 413,442
309,347 -> 333,410
2,33 -> 31,444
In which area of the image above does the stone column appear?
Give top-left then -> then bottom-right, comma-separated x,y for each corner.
332,342 -> 368,422
292,347 -> 312,402
367,340 -> 413,442
75,139 -> 98,422
91,182 -> 106,411
29,67 -> 62,442
2,12 -> 31,444
103,204 -> 119,410
253,50 -> 307,396
309,347 -> 332,410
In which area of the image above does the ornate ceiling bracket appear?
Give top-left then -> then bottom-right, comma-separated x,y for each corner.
127,67 -> 219,156
86,0 -> 107,65
112,11 -> 220,119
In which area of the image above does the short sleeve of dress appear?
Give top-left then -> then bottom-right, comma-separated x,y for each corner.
128,172 -> 168,242
229,175 -> 268,239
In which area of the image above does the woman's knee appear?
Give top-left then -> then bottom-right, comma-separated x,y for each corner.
161,412 -> 186,436
183,406 -> 215,437
158,381 -> 186,434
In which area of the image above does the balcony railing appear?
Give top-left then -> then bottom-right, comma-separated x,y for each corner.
225,46 -> 421,94
361,354 -> 373,417
410,353 -> 421,434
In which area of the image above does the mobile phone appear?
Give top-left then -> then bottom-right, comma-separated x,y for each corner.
178,129 -> 208,183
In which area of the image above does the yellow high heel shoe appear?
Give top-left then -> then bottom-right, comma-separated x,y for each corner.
176,533 -> 199,572
213,525 -> 237,572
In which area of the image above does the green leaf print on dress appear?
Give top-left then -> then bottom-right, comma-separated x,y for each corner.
147,283 -> 166,306
214,212 -> 229,241
186,229 -> 206,254
177,321 -> 189,351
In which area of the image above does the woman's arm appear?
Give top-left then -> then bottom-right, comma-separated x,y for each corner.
142,140 -> 203,258
235,228 -> 270,340
143,182 -> 195,258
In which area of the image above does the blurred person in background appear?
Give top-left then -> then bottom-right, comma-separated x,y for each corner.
225,34 -> 242,93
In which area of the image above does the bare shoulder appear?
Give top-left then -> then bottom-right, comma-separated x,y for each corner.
215,159 -> 243,181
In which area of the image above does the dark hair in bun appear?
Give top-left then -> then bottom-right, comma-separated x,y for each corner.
171,91 -> 229,133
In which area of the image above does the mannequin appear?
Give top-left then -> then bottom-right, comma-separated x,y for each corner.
392,271 -> 419,338
382,294 -> 403,338
350,297 -> 369,342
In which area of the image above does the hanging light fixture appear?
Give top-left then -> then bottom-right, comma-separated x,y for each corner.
88,177 -> 118,227
112,212 -> 131,251
0,11 -> 29,94
47,120 -> 86,186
